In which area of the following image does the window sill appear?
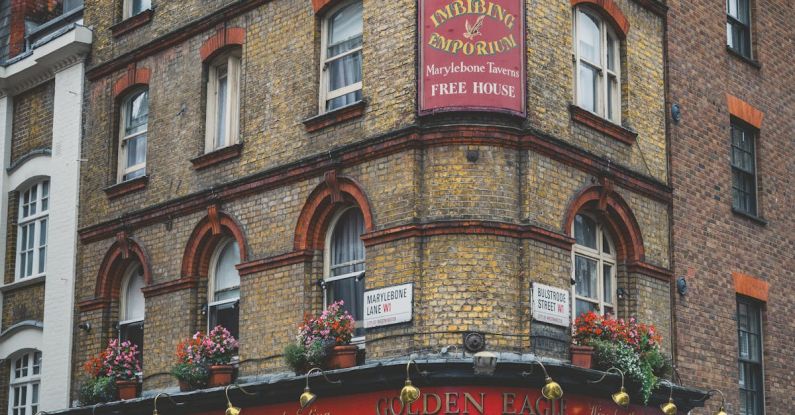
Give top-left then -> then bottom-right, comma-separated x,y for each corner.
190,143 -> 244,170
104,175 -> 148,200
110,8 -> 154,38
303,100 -> 366,133
569,105 -> 637,146
731,208 -> 768,226
0,275 -> 45,293
726,46 -> 761,69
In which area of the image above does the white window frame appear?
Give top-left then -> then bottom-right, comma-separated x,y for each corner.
204,51 -> 241,153
8,350 -> 41,415
123,0 -> 151,20
571,213 -> 617,320
323,207 -> 365,345
207,238 -> 240,334
573,7 -> 621,124
117,89 -> 148,183
15,180 -> 49,281
319,0 -> 363,113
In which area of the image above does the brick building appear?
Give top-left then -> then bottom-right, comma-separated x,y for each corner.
667,0 -> 795,414
63,0 -> 710,412
0,0 -> 90,411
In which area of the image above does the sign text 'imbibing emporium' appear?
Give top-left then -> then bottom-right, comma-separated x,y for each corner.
419,0 -> 526,115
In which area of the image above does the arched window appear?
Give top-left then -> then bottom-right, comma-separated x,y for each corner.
324,208 -> 365,338
16,180 -> 48,280
573,7 -> 621,123
205,49 -> 241,152
8,350 -> 41,415
119,264 -> 145,365
320,0 -> 363,112
118,89 -> 148,182
208,238 -> 240,339
571,213 -> 616,319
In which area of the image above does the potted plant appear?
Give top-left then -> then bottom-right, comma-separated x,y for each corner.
102,339 -> 141,400
572,311 -> 672,404
284,300 -> 356,372
79,352 -> 117,405
171,336 -> 210,391
571,311 -> 599,368
196,325 -> 239,387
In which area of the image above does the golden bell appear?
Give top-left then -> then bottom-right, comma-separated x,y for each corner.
541,377 -> 563,400
660,398 -> 677,415
225,402 -> 241,415
715,407 -> 727,415
299,386 -> 317,409
611,387 -> 630,407
400,379 -> 421,405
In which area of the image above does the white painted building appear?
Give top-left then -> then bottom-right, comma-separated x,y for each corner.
0,6 -> 91,411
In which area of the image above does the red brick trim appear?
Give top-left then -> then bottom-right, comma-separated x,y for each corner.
199,26 -> 245,62
294,175 -> 374,250
94,235 -> 153,302
78,125 -> 672,243
627,261 -> 673,282
570,105 -> 637,145
110,9 -> 154,38
77,298 -> 112,312
311,0 -> 339,14
563,184 -> 645,262
141,277 -> 198,298
733,272 -> 769,302
361,221 -> 575,250
236,250 -> 315,276
303,101 -> 366,133
112,65 -> 151,99
103,176 -> 149,200
181,208 -> 249,278
726,94 -> 764,129
571,0 -> 629,39
190,143 -> 244,170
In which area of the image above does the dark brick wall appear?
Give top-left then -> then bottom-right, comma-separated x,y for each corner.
667,0 -> 795,413
11,80 -> 54,165
2,281 -> 45,327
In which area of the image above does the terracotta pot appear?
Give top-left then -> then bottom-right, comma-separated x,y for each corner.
570,344 -> 594,368
116,380 -> 139,400
208,364 -> 235,387
178,379 -> 191,392
326,345 -> 358,369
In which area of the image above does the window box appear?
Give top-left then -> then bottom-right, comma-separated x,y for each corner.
104,175 -> 148,200
110,8 -> 153,38
190,143 -> 244,170
303,100 -> 366,133
570,104 -> 637,145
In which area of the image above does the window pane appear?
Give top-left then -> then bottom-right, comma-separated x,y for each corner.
606,33 -> 616,72
126,91 -> 149,135
33,352 -> 41,374
328,2 -> 363,56
576,299 -> 598,317
123,267 -> 145,321
602,233 -> 611,254
326,276 -> 365,337
327,90 -> 363,111
41,181 -> 49,211
216,65 -> 228,148
574,214 -> 597,249
603,264 -> 613,304
120,321 -> 144,367
577,64 -> 597,113
126,134 -> 147,168
607,76 -> 617,121
32,383 -> 38,404
210,301 -> 239,340
38,219 -> 47,273
574,255 -> 597,299
330,209 -> 365,276
213,241 -> 241,298
328,50 -> 362,91
132,0 -> 150,15
577,10 -> 600,64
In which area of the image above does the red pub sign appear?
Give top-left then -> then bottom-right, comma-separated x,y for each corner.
419,0 -> 526,115
196,386 -> 666,415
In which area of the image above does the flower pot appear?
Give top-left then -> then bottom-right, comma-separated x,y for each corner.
178,379 -> 191,392
116,380 -> 139,400
570,345 -> 594,368
208,364 -> 235,387
326,345 -> 358,369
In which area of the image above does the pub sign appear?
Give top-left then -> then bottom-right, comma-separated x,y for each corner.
419,0 -> 526,115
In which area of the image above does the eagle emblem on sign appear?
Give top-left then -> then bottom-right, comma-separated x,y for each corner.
463,15 -> 486,40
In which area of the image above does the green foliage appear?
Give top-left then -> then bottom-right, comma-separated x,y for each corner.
79,376 -> 117,405
284,343 -> 308,374
591,339 -> 664,404
170,362 -> 210,389
284,338 -> 330,373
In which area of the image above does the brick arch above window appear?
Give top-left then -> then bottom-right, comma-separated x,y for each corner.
181,205 -> 250,278
112,65 -> 151,99
294,172 -> 374,251
571,0 -> 629,39
94,233 -> 153,302
199,27 -> 246,62
563,182 -> 644,263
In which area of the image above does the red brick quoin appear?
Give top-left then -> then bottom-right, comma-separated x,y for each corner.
199,27 -> 245,62
181,205 -> 250,279
112,64 -> 151,99
570,0 -> 629,39
294,172 -> 374,251
93,233 -> 154,302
